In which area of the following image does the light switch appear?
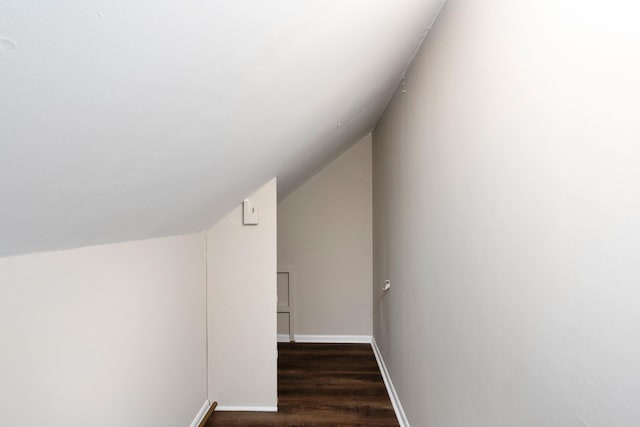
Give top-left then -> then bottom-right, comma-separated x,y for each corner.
243,199 -> 259,225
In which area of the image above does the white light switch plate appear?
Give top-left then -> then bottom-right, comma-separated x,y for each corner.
243,199 -> 259,225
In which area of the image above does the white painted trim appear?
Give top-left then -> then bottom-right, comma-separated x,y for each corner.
215,406 -> 278,412
294,334 -> 372,344
371,337 -> 410,427
277,333 -> 291,343
188,400 -> 211,427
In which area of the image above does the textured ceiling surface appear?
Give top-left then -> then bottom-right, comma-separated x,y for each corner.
0,0 -> 443,257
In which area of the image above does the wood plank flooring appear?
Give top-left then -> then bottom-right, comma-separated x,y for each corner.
206,343 -> 399,427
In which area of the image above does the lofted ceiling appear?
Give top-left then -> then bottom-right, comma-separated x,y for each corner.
0,0 -> 443,257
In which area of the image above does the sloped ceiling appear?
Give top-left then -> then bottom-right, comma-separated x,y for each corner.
0,0 -> 443,257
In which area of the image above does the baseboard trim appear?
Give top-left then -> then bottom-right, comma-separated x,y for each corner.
189,400 -> 211,427
277,334 -> 291,343
294,334 -> 372,344
371,337 -> 410,427
215,406 -> 278,412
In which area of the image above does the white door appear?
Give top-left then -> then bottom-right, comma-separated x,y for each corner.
277,271 -> 294,342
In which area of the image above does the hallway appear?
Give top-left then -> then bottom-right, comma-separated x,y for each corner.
207,343 -> 398,426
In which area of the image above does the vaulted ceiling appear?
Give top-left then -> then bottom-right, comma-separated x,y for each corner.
0,0 -> 443,257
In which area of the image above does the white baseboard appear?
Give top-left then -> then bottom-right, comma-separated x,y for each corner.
188,400 -> 211,427
277,334 -> 291,342
215,405 -> 278,412
371,337 -> 410,427
294,334 -> 372,344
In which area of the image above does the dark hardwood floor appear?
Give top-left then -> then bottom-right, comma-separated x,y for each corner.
206,343 -> 399,427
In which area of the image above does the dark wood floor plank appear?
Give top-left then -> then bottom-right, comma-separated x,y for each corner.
206,343 -> 399,427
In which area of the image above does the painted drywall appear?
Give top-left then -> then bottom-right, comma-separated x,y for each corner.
278,135 -> 372,337
372,0 -> 640,425
0,234 -> 207,427
207,178 -> 278,409
0,0 -> 444,257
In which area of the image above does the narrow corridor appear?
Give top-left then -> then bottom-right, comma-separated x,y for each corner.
207,343 -> 398,426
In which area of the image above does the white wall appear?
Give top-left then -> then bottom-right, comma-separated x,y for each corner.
373,0 -> 640,425
206,178 -> 278,409
0,234 -> 207,427
278,136 -> 373,337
